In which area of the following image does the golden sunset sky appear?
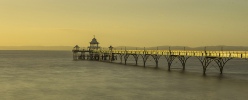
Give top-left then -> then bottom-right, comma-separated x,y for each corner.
0,0 -> 247,47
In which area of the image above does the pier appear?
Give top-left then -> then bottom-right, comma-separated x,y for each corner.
73,37 -> 248,75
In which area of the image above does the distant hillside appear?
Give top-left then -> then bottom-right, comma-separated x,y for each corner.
0,46 -> 73,51
113,46 -> 248,51
193,46 -> 248,51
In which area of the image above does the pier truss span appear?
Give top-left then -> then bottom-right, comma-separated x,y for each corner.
73,49 -> 248,75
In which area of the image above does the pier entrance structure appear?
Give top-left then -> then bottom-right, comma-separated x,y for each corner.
72,37 -> 116,61
88,37 -> 100,50
72,40 -> 248,75
73,37 -> 101,60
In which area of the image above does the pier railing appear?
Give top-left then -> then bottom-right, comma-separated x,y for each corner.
93,50 -> 248,59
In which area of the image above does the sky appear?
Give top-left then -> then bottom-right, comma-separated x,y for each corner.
0,0 -> 247,48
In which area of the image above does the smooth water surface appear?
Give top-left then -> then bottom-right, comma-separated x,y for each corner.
0,50 -> 248,100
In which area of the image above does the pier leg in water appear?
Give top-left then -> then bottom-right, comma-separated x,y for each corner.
103,54 -> 107,60
141,54 -> 150,67
82,52 -> 86,60
124,54 -> 130,65
214,57 -> 232,74
197,57 -> 214,75
109,53 -> 112,62
101,54 -> 104,61
178,56 -> 190,71
118,54 -> 124,63
98,53 -> 102,61
73,52 -> 78,60
132,54 -> 139,66
151,55 -> 161,68
111,53 -> 116,61
89,53 -> 93,60
165,55 -> 177,71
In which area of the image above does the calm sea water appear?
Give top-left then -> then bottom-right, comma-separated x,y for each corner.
0,50 -> 248,100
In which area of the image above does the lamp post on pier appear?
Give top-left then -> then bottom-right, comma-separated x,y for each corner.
109,45 -> 114,61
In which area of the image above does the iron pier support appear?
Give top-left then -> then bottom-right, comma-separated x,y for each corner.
132,54 -> 139,66
124,54 -> 130,65
165,55 -> 177,71
178,56 -> 190,70
197,57 -> 214,75
151,55 -> 161,68
141,54 -> 150,67
214,57 -> 232,74
118,54 -> 124,63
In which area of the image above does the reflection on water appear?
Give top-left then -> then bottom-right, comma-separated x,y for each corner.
0,51 -> 248,100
